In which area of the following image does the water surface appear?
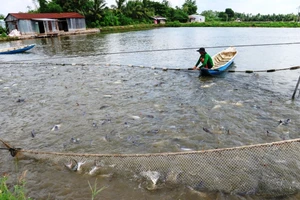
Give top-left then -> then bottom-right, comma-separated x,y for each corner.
0,27 -> 300,199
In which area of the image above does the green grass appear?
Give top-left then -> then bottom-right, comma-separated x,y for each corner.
0,172 -> 31,200
88,179 -> 107,200
166,21 -> 300,28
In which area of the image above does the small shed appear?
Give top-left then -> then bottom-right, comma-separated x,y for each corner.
4,12 -> 86,36
188,14 -> 205,23
152,16 -> 167,24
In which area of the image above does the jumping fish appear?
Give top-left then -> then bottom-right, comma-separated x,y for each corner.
31,129 -> 35,138
88,160 -> 102,175
51,124 -> 61,131
64,159 -> 73,170
278,119 -> 291,126
180,147 -> 193,151
212,105 -> 221,110
140,170 -> 160,185
201,83 -> 215,88
16,98 -> 25,103
72,159 -> 86,172
131,115 -> 140,120
203,127 -> 213,134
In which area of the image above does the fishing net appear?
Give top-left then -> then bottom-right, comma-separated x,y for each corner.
1,138 -> 300,196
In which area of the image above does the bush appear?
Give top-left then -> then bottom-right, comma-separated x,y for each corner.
0,26 -> 7,36
165,21 -> 182,27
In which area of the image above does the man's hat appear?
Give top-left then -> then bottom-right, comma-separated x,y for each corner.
196,47 -> 205,52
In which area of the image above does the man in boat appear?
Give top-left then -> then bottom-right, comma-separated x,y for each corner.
193,47 -> 214,70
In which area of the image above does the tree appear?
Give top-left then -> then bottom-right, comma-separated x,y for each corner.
148,1 -> 168,16
162,0 -> 170,7
225,8 -> 234,20
124,0 -> 148,21
169,8 -> 188,22
218,12 -> 228,21
201,10 -> 218,21
37,0 -> 48,13
182,0 -> 197,15
90,0 -> 106,19
47,1 -> 63,13
114,0 -> 126,11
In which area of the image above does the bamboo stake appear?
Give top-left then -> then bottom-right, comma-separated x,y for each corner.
292,75 -> 300,100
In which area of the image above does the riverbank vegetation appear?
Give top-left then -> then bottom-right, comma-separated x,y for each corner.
24,0 -> 300,28
1,0 -> 300,37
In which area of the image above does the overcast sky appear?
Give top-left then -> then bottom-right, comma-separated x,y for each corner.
1,0 -> 300,16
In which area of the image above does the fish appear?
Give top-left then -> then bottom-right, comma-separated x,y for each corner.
31,129 -> 35,138
278,119 -> 291,126
201,83 -> 215,88
140,170 -> 160,185
70,138 -> 80,144
131,115 -> 140,120
203,127 -> 213,134
99,105 -> 109,110
88,160 -> 102,175
51,124 -> 61,131
72,159 -> 86,172
212,105 -> 221,110
180,147 -> 193,151
92,122 -> 97,127
64,159 -> 73,170
16,98 -> 25,103
113,80 -> 122,84
187,186 -> 208,198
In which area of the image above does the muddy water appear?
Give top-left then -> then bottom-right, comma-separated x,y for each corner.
0,27 -> 300,199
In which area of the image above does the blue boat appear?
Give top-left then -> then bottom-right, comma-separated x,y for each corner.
200,47 -> 237,76
0,44 -> 35,54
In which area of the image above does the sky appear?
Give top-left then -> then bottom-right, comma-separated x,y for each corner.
1,0 -> 300,16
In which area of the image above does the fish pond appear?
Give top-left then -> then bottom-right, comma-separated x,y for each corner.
0,27 -> 300,199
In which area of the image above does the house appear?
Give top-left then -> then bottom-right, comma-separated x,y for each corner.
4,12 -> 86,37
188,14 -> 205,23
152,16 -> 167,24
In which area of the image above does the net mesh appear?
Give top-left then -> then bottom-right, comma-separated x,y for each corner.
3,138 -> 300,196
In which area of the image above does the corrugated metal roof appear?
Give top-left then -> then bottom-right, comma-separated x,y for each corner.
7,12 -> 84,20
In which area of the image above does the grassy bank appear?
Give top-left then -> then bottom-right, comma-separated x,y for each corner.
99,23 -> 165,33
0,36 -> 19,42
99,21 -> 300,33
174,21 -> 300,28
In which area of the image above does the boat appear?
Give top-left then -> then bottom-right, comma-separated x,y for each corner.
0,44 -> 35,54
200,47 -> 237,76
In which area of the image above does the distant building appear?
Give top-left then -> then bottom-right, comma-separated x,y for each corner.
4,12 -> 86,37
235,18 -> 241,22
152,16 -> 167,24
188,14 -> 205,23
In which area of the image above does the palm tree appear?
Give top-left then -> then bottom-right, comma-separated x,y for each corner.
90,0 -> 107,20
111,0 -> 126,13
124,0 -> 146,20
116,0 -> 126,10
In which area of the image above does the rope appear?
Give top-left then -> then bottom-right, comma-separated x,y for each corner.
228,66 -> 300,73
0,138 -> 300,158
2,41 -> 300,64
0,139 -> 21,157
88,41 -> 300,56
1,61 -> 300,74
